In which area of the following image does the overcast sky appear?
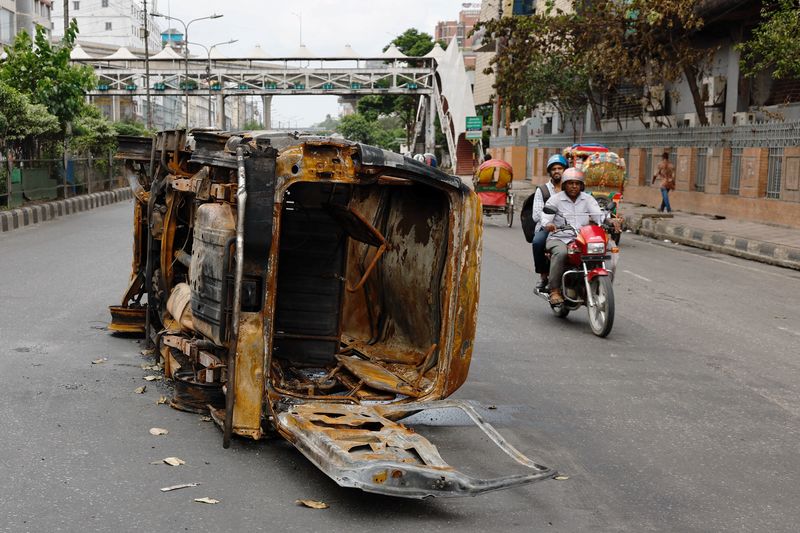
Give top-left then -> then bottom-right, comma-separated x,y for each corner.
155,0 -> 475,126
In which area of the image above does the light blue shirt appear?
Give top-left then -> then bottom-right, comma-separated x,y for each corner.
532,180 -> 558,231
540,191 -> 604,243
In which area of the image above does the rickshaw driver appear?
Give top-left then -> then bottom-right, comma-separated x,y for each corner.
541,168 -> 604,305
532,154 -> 568,291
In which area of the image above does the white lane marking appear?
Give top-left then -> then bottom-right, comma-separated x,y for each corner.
698,254 -> 791,279
777,327 -> 800,337
631,234 -> 795,280
622,270 -> 652,282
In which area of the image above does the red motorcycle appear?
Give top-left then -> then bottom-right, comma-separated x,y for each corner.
534,204 -> 620,337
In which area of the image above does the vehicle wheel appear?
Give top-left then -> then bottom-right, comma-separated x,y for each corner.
506,194 -> 514,227
588,276 -> 614,337
611,231 -> 621,246
595,196 -> 609,209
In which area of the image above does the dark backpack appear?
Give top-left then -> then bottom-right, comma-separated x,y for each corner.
520,184 -> 550,243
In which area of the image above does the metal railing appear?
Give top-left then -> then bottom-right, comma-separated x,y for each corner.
510,120 -> 800,150
0,154 -> 124,209
490,119 -> 800,200
729,147 -> 742,194
695,149 -> 707,192
767,147 -> 784,199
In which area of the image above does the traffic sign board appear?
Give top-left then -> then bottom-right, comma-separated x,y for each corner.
465,116 -> 483,140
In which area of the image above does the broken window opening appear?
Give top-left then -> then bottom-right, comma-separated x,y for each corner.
268,180 -> 450,403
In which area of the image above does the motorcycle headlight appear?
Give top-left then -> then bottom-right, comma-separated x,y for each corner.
587,242 -> 606,254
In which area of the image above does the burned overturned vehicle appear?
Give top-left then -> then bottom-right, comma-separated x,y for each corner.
110,129 -> 556,498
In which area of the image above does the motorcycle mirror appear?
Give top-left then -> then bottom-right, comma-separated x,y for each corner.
543,206 -> 558,215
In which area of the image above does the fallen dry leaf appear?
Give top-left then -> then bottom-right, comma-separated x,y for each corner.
134,386 -> 146,394
149,427 -> 168,436
157,396 -> 168,405
296,499 -> 329,509
160,482 -> 199,492
200,416 -> 212,422
141,349 -> 155,356
144,375 -> 162,381
554,475 -> 569,481
91,357 -> 108,365
163,457 -> 185,466
194,497 -> 219,504
487,405 -> 497,410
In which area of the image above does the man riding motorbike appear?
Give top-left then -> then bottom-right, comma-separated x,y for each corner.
523,154 -> 567,291
541,168 -> 604,305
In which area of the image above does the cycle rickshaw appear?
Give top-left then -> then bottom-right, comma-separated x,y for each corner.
474,158 -> 514,227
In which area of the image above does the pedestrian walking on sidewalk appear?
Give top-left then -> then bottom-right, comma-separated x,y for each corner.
652,152 -> 675,213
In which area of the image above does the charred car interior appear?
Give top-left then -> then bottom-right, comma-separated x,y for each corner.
109,129 -> 556,498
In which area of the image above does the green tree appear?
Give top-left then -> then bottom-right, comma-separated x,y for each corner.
112,118 -> 153,137
70,106 -> 117,156
337,113 -> 377,144
737,0 -> 800,79
0,81 -> 59,151
479,0 -> 714,129
357,29 -> 438,147
242,119 -> 264,130
336,113 -> 404,151
0,20 -> 96,130
388,28 -> 437,57
314,114 -> 340,132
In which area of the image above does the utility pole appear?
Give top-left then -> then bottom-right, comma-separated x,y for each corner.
143,0 -> 152,129
491,0 -> 503,137
63,0 -> 69,35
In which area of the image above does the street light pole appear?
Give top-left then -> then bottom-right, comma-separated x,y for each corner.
142,0 -> 152,130
291,11 -> 303,46
151,12 -> 223,131
189,39 -> 238,127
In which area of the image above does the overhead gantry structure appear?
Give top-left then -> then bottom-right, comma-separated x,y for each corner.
77,55 -> 437,155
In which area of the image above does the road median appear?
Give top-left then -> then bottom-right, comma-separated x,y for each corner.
0,188 -> 132,233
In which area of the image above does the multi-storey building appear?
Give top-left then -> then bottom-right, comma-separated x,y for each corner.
49,0 -> 194,129
51,0 -> 162,50
0,0 -> 52,47
435,3 -> 480,70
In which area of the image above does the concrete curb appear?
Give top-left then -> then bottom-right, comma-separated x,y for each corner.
624,213 -> 800,271
0,188 -> 133,234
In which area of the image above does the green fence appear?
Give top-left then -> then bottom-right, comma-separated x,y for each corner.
1,153 -> 125,209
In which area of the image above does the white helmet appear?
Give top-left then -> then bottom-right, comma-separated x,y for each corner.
561,168 -> 585,191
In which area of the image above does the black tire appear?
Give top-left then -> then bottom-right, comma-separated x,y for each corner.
588,276 -> 614,337
595,196 -> 609,209
611,231 -> 621,246
506,194 -> 514,227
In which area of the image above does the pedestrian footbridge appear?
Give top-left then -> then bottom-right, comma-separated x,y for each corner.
74,38 -> 479,173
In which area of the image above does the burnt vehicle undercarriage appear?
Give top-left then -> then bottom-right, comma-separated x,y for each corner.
110,129 -> 556,498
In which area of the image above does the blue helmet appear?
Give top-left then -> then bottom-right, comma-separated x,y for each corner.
546,154 -> 568,173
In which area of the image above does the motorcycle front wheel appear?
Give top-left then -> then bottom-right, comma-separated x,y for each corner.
588,276 -> 614,337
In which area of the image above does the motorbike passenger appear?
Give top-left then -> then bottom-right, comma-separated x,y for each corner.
541,168 -> 604,305
531,154 -> 568,291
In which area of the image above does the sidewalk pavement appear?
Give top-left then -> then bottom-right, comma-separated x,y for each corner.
0,188 -> 133,234
476,178 -> 800,272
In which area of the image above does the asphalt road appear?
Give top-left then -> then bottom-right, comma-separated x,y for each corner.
1,202 -> 799,532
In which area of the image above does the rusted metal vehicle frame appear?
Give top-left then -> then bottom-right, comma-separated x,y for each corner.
110,130 -> 556,498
